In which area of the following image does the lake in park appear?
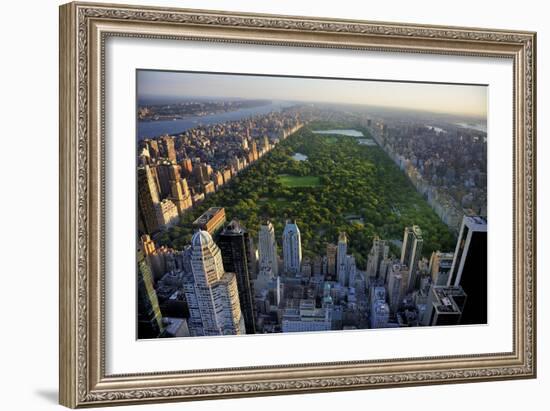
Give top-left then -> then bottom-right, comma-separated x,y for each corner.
312,129 -> 364,137
291,153 -> 308,161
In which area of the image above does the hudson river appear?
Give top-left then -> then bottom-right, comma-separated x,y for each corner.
137,102 -> 288,140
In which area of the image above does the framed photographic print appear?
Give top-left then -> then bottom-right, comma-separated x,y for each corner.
59,1 -> 537,408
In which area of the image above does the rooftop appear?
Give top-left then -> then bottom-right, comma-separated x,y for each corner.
192,207 -> 225,226
411,225 -> 423,237
463,215 -> 488,231
432,286 -> 467,314
221,219 -> 247,235
191,230 -> 213,248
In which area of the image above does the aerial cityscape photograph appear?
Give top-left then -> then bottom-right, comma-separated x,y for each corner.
136,70 -> 488,339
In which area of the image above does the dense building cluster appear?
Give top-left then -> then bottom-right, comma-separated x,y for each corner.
137,109 -> 305,235
138,99 -> 269,121
364,117 -> 487,232
136,105 -> 487,339
138,209 -> 486,338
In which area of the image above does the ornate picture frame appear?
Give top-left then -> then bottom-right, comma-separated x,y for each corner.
59,1 -> 536,408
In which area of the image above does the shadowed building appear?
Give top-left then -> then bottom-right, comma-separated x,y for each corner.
282,220 -> 302,276
137,251 -> 164,338
387,267 -> 403,314
258,220 -> 278,277
429,251 -> 454,286
137,165 -> 160,235
326,243 -> 337,279
156,160 -> 181,198
400,225 -> 423,292
422,285 -> 467,326
366,237 -> 389,278
449,215 -> 487,324
337,232 -> 348,286
180,157 -> 193,176
218,220 -> 256,334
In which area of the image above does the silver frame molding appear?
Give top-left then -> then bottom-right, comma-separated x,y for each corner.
59,2 -> 537,408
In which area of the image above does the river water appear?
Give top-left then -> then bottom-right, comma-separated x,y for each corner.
137,102 -> 289,140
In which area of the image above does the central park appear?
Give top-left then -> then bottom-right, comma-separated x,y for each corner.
156,122 -> 456,269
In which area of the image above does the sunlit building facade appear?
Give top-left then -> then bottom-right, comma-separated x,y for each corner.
183,230 -> 246,336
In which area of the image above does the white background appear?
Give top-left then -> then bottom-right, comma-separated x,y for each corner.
0,0 -> 547,410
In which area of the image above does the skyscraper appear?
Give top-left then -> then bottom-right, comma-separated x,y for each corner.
389,261 -> 410,301
251,140 -> 259,161
429,251 -> 454,286
180,157 -> 193,176
379,256 -> 392,285
449,215 -> 487,324
156,161 -> 181,198
326,243 -> 337,278
137,165 -> 160,235
138,146 -> 151,166
261,135 -> 270,151
214,170 -> 224,188
183,230 -> 246,336
337,232 -> 348,286
387,267 -> 403,314
422,285 -> 467,326
137,251 -> 164,338
155,198 -> 179,228
247,235 -> 258,279
144,139 -> 159,160
366,237 -> 389,278
203,181 -> 215,195
140,234 -> 161,281
369,287 -> 390,329
346,255 -> 357,287
169,178 -> 193,216
217,220 -> 256,334
282,220 -> 302,276
258,220 -> 278,277
400,225 -> 424,292
141,234 -> 156,256
192,162 -> 208,184
159,134 -> 177,163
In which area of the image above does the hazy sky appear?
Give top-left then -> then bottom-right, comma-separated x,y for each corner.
138,70 -> 487,118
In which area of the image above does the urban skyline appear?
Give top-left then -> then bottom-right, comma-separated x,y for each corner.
138,70 -> 488,118
136,70 -> 487,339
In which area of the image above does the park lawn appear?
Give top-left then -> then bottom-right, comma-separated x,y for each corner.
259,197 -> 290,208
277,174 -> 322,188
157,122 -> 456,265
323,136 -> 339,144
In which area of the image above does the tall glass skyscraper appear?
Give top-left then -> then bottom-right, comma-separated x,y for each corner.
258,220 -> 278,277
400,225 -> 423,292
449,215 -> 487,324
337,232 -> 348,286
137,251 -> 164,338
218,220 -> 256,334
183,230 -> 246,336
282,220 -> 302,276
